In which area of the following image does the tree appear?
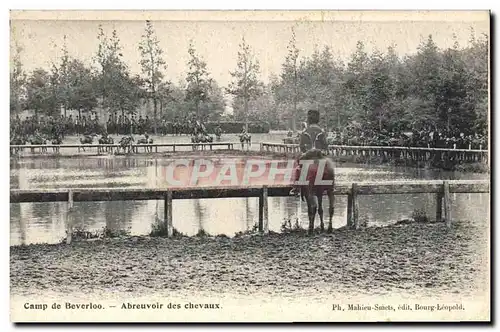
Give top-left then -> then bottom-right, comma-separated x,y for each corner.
10,41 -> 26,116
138,20 -> 168,133
54,35 -> 72,117
226,37 -> 263,129
280,27 -> 300,130
24,68 -> 58,117
66,59 -> 98,116
345,41 -> 370,124
366,49 -> 393,131
185,41 -> 212,120
410,35 -> 442,130
200,80 -> 226,121
95,26 -> 140,122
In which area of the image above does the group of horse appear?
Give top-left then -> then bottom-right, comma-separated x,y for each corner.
10,129 -> 335,235
190,131 -> 252,150
10,133 -> 155,155
78,133 -> 155,154
11,130 -> 255,155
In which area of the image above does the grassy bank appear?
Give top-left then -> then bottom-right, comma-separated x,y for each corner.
11,221 -> 488,298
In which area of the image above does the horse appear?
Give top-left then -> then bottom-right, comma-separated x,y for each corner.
29,134 -> 48,153
191,134 -> 213,151
98,135 -> 114,154
137,136 -> 154,152
214,127 -> 223,141
119,135 -> 135,154
78,133 -> 97,152
239,133 -> 251,150
51,135 -> 63,153
10,136 -> 26,155
296,149 -> 336,235
283,137 -> 299,144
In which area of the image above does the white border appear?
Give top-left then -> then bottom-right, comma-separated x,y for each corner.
2,1 -> 497,331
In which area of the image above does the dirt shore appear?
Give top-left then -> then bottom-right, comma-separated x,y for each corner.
10,221 -> 489,299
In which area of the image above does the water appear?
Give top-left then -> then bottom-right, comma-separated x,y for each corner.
10,133 -> 489,246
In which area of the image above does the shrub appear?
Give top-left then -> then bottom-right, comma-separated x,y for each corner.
411,208 -> 430,223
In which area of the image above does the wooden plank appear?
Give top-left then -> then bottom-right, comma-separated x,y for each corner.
164,191 -> 173,237
9,180 -> 490,203
352,183 -> 360,229
443,181 -> 452,228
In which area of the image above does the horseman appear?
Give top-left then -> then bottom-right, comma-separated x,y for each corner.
215,124 -> 222,138
289,109 -> 328,196
241,126 -> 248,137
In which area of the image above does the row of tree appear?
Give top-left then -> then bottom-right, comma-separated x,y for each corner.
261,28 -> 488,135
10,23 -> 489,136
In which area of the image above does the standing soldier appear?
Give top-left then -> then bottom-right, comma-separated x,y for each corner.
289,110 -> 328,196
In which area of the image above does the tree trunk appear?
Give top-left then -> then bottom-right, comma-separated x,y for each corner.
196,100 -> 200,119
153,97 -> 158,135
292,70 -> 297,132
244,98 -> 249,132
78,109 -> 81,136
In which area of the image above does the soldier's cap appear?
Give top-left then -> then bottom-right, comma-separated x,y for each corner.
307,109 -> 319,117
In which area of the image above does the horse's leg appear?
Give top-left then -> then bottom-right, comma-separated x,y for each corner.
327,188 -> 335,233
316,190 -> 325,232
306,188 -> 317,235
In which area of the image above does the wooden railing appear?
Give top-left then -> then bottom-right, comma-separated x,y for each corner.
260,143 -> 489,163
10,180 -> 489,239
10,142 -> 235,155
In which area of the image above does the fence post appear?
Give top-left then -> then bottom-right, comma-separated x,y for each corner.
443,181 -> 452,228
66,190 -> 74,244
346,193 -> 353,229
258,186 -> 269,234
436,190 -> 443,222
164,191 -> 173,237
346,183 -> 359,229
352,183 -> 360,229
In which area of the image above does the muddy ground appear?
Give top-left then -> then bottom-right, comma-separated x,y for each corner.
10,221 -> 489,299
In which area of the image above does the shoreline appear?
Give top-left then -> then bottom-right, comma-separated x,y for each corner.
11,221 -> 488,299
10,148 -> 489,174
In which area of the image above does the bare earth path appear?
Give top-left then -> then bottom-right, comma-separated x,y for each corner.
10,221 -> 489,300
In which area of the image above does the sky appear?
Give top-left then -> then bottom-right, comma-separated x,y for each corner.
10,11 -> 490,88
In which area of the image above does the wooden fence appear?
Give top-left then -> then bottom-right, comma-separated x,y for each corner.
10,142 -> 235,156
260,143 -> 488,163
10,180 -> 489,240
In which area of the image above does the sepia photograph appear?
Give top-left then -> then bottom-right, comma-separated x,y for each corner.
9,10 -> 490,322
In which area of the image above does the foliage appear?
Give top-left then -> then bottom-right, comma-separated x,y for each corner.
149,219 -> 185,238
24,68 -> 58,117
227,37 -> 263,125
10,42 -> 26,115
185,41 -> 212,118
95,26 -> 140,115
411,208 -> 430,223
13,28 -> 488,137
138,20 -> 169,132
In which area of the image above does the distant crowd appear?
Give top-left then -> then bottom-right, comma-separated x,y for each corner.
326,128 -> 487,150
10,114 -> 488,150
10,113 -> 214,140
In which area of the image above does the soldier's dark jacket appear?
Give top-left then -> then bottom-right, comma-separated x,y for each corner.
299,124 -> 328,153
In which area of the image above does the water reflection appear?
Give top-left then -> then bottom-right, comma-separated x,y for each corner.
10,152 -> 489,245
